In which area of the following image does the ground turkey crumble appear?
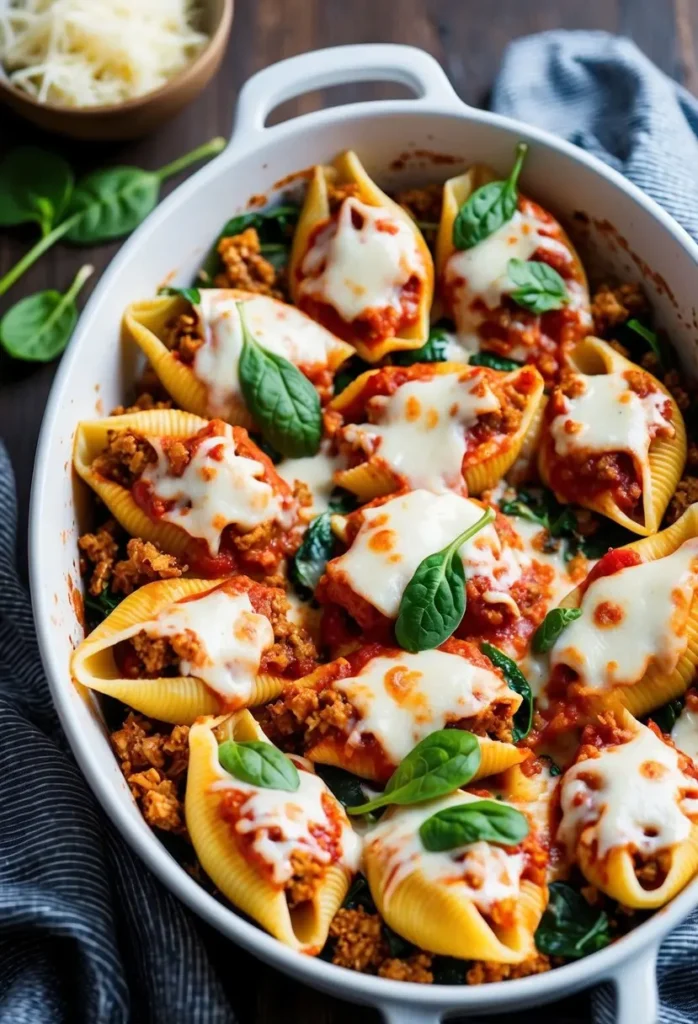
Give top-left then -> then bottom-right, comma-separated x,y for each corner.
110,391 -> 172,416
163,312 -> 204,364
79,520 -> 187,597
213,227 -> 285,299
394,184 -> 442,232
111,712 -> 189,835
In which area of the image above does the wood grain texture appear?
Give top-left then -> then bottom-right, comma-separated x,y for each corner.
1,1 -> 696,1020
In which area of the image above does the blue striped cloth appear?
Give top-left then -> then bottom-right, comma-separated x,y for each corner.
2,30 -> 698,1024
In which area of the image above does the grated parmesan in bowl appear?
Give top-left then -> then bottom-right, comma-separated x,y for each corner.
0,0 -> 210,108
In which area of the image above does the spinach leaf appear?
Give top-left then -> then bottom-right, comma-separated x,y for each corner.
333,355 -> 371,396
508,259 -> 569,314
419,799 -> 529,851
649,697 -> 684,734
218,740 -> 299,791
535,881 -> 611,959
538,754 -> 562,777
391,324 -> 450,366
0,264 -> 93,362
627,318 -> 663,366
238,302 -> 322,458
159,286 -> 201,304
0,146 -> 74,236
199,202 -> 300,281
347,729 -> 481,815
343,874 -> 376,911
498,496 -> 550,529
290,512 -> 334,597
432,957 -> 466,984
453,142 -> 527,251
532,607 -> 583,654
468,351 -> 522,371
395,508 -> 495,653
84,586 -> 123,624
314,764 -> 369,811
480,642 -> 533,741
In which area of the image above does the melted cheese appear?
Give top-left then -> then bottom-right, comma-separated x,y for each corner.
142,589 -> 273,703
300,198 -> 422,322
336,649 -> 512,763
192,291 -> 346,418
335,490 -> 522,619
366,791 -> 524,911
342,371 -> 500,493
140,434 -> 290,553
550,540 -> 698,689
672,706 -> 698,761
276,443 -> 346,515
213,761 -> 362,884
549,372 -> 672,462
558,723 -> 698,858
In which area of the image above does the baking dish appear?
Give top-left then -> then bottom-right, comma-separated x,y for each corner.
29,43 -> 698,1024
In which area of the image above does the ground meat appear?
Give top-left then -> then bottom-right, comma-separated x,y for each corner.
591,283 -> 649,335
661,369 -> 690,412
129,632 -> 180,675
111,538 -> 187,595
327,181 -> 361,213
633,849 -> 671,890
286,849 -> 326,907
111,713 -> 189,835
110,392 -> 172,416
466,953 -> 551,984
262,589 -> 318,676
260,685 -> 354,751
213,227 -> 285,299
328,907 -> 386,971
78,519 -> 119,595
394,184 -> 442,229
92,429 -> 155,486
378,953 -> 434,983
666,475 -> 698,524
163,312 -> 205,364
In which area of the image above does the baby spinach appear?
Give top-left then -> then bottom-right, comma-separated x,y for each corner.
159,286 -> 201,305
333,355 -> 371,396
84,586 -> 123,625
238,303 -> 322,458
218,739 -> 299,792
347,729 -> 481,815
499,494 -> 550,529
532,607 -> 582,654
419,798 -> 529,852
535,882 -> 611,959
539,753 -> 562,777
468,351 -> 522,371
0,146 -> 73,237
0,263 -> 93,362
507,259 -> 569,314
480,642 -> 533,742
199,202 -> 301,281
395,507 -> 495,653
314,764 -> 369,812
343,873 -> 376,911
391,324 -> 450,366
649,697 -> 684,734
431,957 -> 466,984
627,318 -> 663,366
452,142 -> 527,251
290,512 -> 335,597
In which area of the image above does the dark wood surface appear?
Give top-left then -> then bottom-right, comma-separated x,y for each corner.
2,1 -> 697,1021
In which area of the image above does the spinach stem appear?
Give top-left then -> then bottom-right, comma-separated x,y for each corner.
155,136 -> 226,182
0,215 -> 79,297
65,263 -> 95,303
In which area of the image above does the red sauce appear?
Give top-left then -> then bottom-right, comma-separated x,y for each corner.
577,547 -> 642,597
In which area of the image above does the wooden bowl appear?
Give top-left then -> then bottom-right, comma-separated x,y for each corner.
0,0 -> 233,141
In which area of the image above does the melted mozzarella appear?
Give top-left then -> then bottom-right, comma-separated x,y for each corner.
276,443 -> 346,515
213,760 -> 362,884
300,198 -> 422,322
672,706 -> 698,761
558,723 -> 698,858
142,589 -> 273,703
140,434 -> 290,554
336,649 -> 512,763
366,791 -> 524,911
192,291 -> 346,417
549,372 -> 672,462
342,371 -> 500,493
335,490 -> 522,618
550,540 -> 698,689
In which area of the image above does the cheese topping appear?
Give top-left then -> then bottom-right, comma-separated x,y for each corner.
549,372 -> 672,462
140,434 -> 291,553
335,649 -> 513,763
190,291 -> 346,418
277,443 -> 346,515
558,723 -> 698,858
342,371 -> 500,493
672,706 -> 698,761
366,791 -> 525,911
299,198 -> 422,323
550,539 -> 698,690
213,759 -> 362,884
335,490 -> 523,618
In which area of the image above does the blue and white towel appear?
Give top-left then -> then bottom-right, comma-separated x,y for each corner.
2,30 -> 698,1024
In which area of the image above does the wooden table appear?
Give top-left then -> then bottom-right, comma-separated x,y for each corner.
1,1 -> 697,1020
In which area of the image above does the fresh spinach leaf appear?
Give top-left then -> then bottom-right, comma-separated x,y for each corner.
468,351 -> 522,371
199,203 -> 300,281
432,957 -> 466,984
347,729 -> 481,815
290,512 -> 334,597
84,586 -> 123,624
0,263 -> 93,362
535,882 -> 611,959
313,764 -> 368,811
391,324 -> 450,366
333,355 -> 371,396
626,318 -> 663,366
532,607 -> 583,654
0,146 -> 74,236
453,142 -> 527,250
238,302 -> 322,457
649,697 -> 684,734
419,799 -> 529,851
538,754 -> 562,777
395,508 -> 495,653
499,496 -> 550,528
159,286 -> 201,304
508,259 -> 569,314
343,874 -> 376,912
480,642 -> 533,741
218,740 -> 300,791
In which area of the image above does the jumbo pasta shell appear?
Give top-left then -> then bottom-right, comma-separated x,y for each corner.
186,714 -> 352,953
289,151 -> 434,363
70,578 -> 285,723
538,337 -> 687,537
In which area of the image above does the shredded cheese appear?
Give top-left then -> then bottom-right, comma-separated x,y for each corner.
0,0 -> 209,108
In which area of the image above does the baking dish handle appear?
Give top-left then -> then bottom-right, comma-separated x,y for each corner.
378,1006 -> 441,1024
231,44 -> 462,144
611,945 -> 659,1024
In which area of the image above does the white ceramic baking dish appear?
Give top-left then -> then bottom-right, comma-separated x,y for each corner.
30,43 -> 698,1024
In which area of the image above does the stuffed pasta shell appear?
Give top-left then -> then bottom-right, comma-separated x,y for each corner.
538,337 -> 685,535
289,150 -> 434,363
71,576 -> 318,723
73,409 -> 306,577
124,290 -> 354,423
186,712 -> 361,953
326,361 -> 544,499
